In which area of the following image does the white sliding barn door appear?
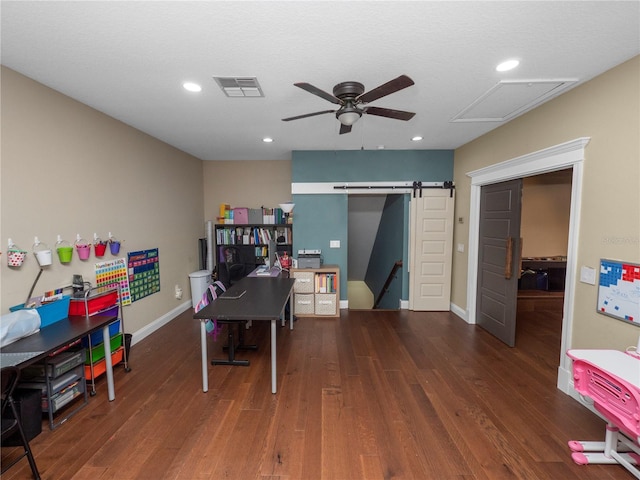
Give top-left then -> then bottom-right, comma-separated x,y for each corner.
409,189 -> 455,311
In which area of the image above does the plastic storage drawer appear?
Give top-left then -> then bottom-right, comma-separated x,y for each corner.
84,333 -> 123,364
81,319 -> 120,347
85,348 -> 124,380
69,289 -> 118,316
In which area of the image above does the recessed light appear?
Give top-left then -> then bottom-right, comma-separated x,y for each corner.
411,136 -> 423,142
496,59 -> 519,72
183,82 -> 202,92
263,137 -> 273,143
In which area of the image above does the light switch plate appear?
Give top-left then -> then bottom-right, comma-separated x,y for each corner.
330,240 -> 340,248
580,266 -> 596,285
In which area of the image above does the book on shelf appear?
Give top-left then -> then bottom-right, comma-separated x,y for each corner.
315,273 -> 337,294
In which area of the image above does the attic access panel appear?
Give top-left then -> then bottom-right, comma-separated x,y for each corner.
451,79 -> 577,122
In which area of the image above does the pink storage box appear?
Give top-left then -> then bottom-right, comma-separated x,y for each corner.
233,208 -> 249,224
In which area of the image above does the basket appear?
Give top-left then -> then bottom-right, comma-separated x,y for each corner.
57,246 -> 73,263
109,240 -> 121,255
34,249 -> 52,266
76,243 -> 91,260
94,242 -> 107,257
7,249 -> 27,267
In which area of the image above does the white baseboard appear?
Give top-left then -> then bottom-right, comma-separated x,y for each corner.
400,299 -> 409,310
557,364 -> 573,395
450,302 -> 469,323
129,300 -> 191,346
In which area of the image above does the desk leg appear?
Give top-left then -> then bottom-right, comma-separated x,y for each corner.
103,324 -> 115,401
289,293 -> 294,330
200,320 -> 208,392
271,318 -> 277,394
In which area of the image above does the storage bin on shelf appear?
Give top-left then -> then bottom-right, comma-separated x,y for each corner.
10,295 -> 71,328
69,288 -> 118,316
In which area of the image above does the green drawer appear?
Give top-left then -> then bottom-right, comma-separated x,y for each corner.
84,333 -> 123,364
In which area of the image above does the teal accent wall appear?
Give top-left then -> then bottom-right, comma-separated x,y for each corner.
292,193 -> 348,268
292,149 -> 454,302
292,149 -> 453,182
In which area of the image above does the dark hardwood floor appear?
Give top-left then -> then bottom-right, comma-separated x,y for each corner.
2,301 -> 632,479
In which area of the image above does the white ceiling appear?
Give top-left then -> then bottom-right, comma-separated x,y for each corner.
2,1 -> 639,161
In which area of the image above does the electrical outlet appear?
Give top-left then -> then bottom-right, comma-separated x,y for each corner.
175,284 -> 183,300
330,240 -> 340,248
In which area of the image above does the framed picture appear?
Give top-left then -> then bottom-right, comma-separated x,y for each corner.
597,259 -> 640,325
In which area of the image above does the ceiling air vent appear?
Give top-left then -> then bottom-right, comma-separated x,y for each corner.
451,79 -> 577,122
213,76 -> 264,97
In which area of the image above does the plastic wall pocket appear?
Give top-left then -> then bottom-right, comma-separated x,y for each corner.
55,235 -> 73,263
33,237 -> 53,266
75,234 -> 91,260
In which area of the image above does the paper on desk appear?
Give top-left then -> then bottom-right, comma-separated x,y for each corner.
0,309 -> 41,347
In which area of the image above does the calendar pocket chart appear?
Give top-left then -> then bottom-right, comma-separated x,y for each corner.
128,249 -> 160,302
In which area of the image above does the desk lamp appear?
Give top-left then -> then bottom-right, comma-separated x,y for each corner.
279,202 -> 295,224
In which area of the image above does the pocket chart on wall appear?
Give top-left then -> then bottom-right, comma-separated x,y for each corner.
128,249 -> 160,302
597,259 -> 640,325
95,258 -> 132,306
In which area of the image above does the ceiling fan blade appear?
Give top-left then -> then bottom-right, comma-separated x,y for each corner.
339,124 -> 353,135
294,82 -> 341,105
364,106 -> 416,121
357,75 -> 415,104
282,110 -> 336,122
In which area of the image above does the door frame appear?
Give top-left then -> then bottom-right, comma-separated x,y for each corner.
465,137 -> 590,394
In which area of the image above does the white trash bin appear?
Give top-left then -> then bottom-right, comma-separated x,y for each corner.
189,270 -> 211,308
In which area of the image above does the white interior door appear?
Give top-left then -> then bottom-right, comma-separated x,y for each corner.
409,189 -> 455,311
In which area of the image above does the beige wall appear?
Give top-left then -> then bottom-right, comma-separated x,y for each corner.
452,56 -> 640,349
521,170 -> 572,258
202,160 -> 292,222
1,67 -> 205,335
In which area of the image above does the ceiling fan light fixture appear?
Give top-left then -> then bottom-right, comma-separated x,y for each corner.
337,108 -> 361,126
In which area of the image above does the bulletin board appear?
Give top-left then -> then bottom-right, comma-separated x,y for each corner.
597,259 -> 640,325
95,258 -> 132,306
128,249 -> 160,302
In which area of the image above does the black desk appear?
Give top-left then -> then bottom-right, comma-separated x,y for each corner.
193,276 -> 296,394
1,313 -> 120,401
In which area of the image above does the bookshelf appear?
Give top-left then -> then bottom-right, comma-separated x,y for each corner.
291,266 -> 340,317
214,223 -> 293,274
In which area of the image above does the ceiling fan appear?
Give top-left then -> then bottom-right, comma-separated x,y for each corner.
282,75 -> 416,134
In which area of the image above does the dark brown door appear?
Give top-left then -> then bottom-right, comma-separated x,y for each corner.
476,179 -> 522,347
